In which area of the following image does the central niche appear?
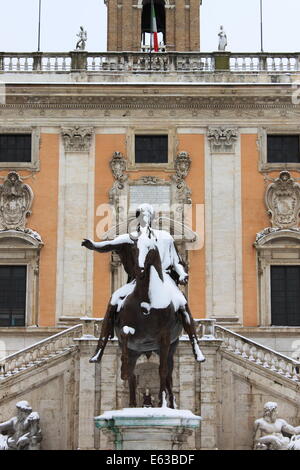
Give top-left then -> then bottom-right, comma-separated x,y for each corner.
141,0 -> 166,49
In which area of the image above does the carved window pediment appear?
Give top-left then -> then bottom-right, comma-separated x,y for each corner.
255,228 -> 300,248
0,229 -> 43,250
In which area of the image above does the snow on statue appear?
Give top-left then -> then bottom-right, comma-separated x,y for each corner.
82,203 -> 205,408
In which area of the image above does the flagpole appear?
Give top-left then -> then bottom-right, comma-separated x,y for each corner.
150,0 -> 153,70
37,0 -> 42,52
260,0 -> 264,53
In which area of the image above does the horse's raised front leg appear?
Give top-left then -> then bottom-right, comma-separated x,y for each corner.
166,339 -> 179,409
127,350 -> 140,407
158,333 -> 170,407
179,305 -> 205,363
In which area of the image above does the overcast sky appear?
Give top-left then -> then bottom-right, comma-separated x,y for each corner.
0,0 -> 299,53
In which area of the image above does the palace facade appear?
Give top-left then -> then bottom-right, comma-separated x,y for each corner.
1,0 -> 300,450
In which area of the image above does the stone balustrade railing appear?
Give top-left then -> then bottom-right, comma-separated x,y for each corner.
0,323 -> 83,380
1,51 -> 300,74
1,316 -> 299,385
214,323 -> 300,383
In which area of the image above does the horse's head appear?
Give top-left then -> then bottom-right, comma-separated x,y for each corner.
129,226 -> 163,283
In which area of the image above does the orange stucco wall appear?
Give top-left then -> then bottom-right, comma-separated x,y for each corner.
30,134 -> 59,326
241,134 -> 265,326
0,134 -> 59,327
241,134 -> 300,326
178,134 -> 205,318
93,134 -> 126,316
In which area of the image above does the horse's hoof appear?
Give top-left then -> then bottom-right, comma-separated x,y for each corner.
89,357 -> 100,363
196,356 -> 206,363
89,350 -> 102,363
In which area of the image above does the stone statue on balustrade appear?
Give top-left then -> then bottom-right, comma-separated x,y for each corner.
76,26 -> 87,51
218,25 -> 227,52
82,203 -> 205,408
253,402 -> 300,450
0,401 -> 42,450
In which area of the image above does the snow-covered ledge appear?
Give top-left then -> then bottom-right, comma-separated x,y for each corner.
95,407 -> 201,451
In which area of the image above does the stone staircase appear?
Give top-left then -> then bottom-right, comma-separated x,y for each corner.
1,319 -> 299,385
0,324 -> 83,381
193,319 -> 300,384
215,324 -> 300,383
0,319 -> 300,449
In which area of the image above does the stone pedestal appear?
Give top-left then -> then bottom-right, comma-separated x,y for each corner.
95,408 -> 201,450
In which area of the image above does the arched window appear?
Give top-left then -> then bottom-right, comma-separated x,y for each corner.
141,0 -> 166,50
0,231 -> 43,327
255,229 -> 300,326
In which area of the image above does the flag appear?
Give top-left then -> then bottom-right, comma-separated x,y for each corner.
151,0 -> 159,52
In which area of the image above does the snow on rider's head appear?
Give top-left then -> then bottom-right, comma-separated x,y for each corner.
136,204 -> 155,224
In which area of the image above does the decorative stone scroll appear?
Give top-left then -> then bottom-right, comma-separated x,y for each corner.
207,127 -> 238,153
61,126 -> 93,152
109,151 -> 128,205
265,171 -> 300,229
0,172 -> 34,231
171,152 -> 192,205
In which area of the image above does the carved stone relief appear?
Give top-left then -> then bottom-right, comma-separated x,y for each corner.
207,127 -> 238,153
265,171 -> 300,229
61,126 -> 93,152
108,151 -> 128,206
108,150 -> 192,213
171,151 -> 192,205
0,172 -> 34,231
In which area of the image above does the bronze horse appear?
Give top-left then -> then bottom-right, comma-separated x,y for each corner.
115,233 -> 182,408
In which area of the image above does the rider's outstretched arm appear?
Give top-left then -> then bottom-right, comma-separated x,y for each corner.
82,234 -> 133,253
169,241 -> 188,283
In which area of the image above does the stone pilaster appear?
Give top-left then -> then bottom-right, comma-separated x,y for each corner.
56,127 -> 94,321
75,338 -> 98,450
199,339 -> 222,450
98,342 -> 119,449
205,128 -> 243,324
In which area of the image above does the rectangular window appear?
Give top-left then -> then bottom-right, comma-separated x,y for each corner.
271,265 -> 300,326
135,135 -> 168,164
0,266 -> 26,327
0,134 -> 32,163
267,135 -> 300,164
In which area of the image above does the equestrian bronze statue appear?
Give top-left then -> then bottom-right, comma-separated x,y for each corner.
82,203 -> 205,408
